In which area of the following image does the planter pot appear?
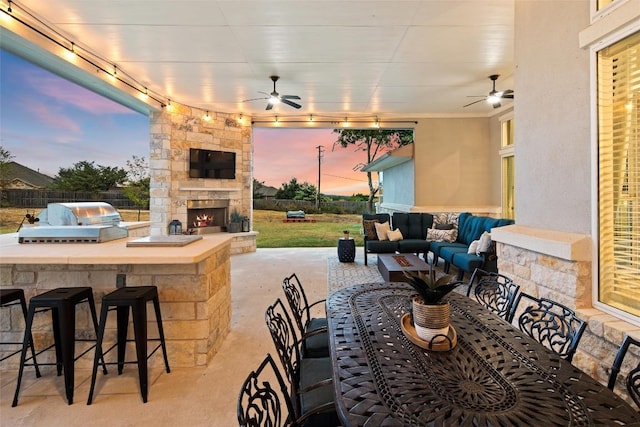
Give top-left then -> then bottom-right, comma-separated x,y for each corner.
412,297 -> 450,344
227,222 -> 242,233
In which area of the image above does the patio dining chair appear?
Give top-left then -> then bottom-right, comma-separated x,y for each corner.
467,268 -> 520,320
238,353 -> 317,427
608,334 -> 640,409
264,299 -> 339,427
507,293 -> 586,363
281,273 -> 329,358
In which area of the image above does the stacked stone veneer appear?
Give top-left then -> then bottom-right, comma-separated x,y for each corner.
0,242 -> 231,369
149,106 -> 256,254
493,225 -> 640,403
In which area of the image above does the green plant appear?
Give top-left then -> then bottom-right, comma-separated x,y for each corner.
403,266 -> 462,305
230,209 -> 245,223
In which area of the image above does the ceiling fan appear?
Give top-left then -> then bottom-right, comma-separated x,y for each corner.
244,75 -> 302,110
463,74 -> 514,108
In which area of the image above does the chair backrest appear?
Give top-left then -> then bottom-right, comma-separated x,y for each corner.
265,298 -> 301,396
237,353 -> 296,427
282,273 -> 310,334
608,334 -> 640,409
507,293 -> 586,362
467,269 -> 520,320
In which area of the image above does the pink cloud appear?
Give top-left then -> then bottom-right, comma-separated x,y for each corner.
24,69 -> 134,115
22,100 -> 82,136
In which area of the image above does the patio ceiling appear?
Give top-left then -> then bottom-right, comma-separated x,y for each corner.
4,0 -> 515,120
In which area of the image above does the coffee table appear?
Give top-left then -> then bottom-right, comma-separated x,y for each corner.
377,253 -> 430,282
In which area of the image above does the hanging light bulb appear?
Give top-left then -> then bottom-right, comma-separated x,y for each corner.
373,117 -> 380,128
63,42 -> 76,61
343,117 -> 350,127
309,114 -> 314,122
237,114 -> 244,124
204,111 -> 211,121
166,100 -> 172,111
7,1 -> 12,13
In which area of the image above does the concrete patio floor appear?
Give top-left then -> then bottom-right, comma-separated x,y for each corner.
0,247 -> 339,427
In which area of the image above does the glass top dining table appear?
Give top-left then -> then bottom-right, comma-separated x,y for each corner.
326,282 -> 640,427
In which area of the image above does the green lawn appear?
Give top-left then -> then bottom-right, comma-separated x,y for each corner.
253,210 -> 363,248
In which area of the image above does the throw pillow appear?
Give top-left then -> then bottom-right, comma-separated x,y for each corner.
433,213 -> 460,241
434,223 -> 454,230
374,221 -> 391,241
426,228 -> 456,242
387,228 -> 404,242
363,219 -> 379,240
476,231 -> 492,255
468,240 -> 479,254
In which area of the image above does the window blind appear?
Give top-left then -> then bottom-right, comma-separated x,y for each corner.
598,30 -> 640,316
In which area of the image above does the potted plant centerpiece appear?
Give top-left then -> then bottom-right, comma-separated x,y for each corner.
403,266 -> 463,344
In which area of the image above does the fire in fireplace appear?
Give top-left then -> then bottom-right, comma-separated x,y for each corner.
187,200 -> 229,234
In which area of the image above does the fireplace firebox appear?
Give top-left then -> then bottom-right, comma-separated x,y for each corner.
187,200 -> 229,234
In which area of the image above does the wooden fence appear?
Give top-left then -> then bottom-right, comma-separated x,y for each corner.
253,198 -> 369,214
2,189 -> 139,209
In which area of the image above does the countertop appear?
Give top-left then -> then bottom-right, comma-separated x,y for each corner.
0,232 -> 232,265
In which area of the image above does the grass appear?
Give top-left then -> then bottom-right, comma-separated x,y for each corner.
0,207 -> 364,248
253,210 -> 363,248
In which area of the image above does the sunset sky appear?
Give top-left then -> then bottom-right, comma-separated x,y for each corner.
0,49 -> 370,196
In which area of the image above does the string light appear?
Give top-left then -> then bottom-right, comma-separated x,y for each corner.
63,42 -> 76,61
204,111 -> 211,121
166,100 -> 172,111
7,1 -> 12,13
343,117 -> 350,127
309,114 -> 313,122
237,114 -> 244,124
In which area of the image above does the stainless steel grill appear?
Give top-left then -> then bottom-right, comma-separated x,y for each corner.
18,202 -> 128,244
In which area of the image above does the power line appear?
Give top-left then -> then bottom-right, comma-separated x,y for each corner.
324,173 -> 368,183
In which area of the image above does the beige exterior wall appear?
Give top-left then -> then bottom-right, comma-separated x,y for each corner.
412,117 -> 500,212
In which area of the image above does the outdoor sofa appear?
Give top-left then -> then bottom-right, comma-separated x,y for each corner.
362,212 -> 514,280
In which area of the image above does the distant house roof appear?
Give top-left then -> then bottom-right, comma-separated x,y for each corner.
3,161 -> 54,189
361,144 -> 414,172
257,185 -> 278,198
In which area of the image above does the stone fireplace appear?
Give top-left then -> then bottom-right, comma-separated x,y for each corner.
187,199 -> 229,233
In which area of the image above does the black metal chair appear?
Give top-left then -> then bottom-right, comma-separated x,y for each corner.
0,289 -> 40,377
467,268 -> 520,320
264,299 -> 339,426
281,273 -> 329,358
12,287 -> 105,406
237,353 -> 299,427
507,293 -> 586,362
608,334 -> 640,409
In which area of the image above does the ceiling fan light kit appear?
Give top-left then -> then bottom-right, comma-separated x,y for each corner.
245,75 -> 302,111
463,74 -> 514,109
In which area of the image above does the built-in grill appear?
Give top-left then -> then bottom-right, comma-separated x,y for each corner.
18,202 -> 129,244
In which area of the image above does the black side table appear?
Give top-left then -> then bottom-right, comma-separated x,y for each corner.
337,238 -> 356,263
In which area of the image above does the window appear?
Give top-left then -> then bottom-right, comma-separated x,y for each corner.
500,116 -> 515,220
598,30 -> 640,317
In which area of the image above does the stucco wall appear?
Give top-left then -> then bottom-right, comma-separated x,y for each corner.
413,117 -> 499,209
514,1 -> 591,234
381,160 -> 414,207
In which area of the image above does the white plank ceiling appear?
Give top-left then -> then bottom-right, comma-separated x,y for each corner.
11,0 -> 515,119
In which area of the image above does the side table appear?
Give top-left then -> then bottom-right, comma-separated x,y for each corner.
337,238 -> 356,263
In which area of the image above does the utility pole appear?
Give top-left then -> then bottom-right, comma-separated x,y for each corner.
316,145 -> 324,210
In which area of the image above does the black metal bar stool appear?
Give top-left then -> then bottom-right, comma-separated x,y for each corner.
12,286 -> 104,406
0,289 -> 40,377
87,286 -> 170,404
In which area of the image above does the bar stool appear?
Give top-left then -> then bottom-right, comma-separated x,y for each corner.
0,289 -> 40,377
87,286 -> 170,404
12,287 -> 104,406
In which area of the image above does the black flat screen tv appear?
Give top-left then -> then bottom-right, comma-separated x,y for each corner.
189,148 -> 236,179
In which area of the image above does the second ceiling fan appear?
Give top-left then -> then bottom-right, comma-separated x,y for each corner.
464,74 -> 514,108
245,75 -> 302,110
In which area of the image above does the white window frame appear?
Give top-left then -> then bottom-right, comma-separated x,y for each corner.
590,20 -> 640,326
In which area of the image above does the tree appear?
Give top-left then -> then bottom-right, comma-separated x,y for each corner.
333,129 -> 414,212
253,178 -> 266,199
52,161 -> 127,192
275,178 -> 318,201
123,155 -> 150,220
0,146 -> 15,206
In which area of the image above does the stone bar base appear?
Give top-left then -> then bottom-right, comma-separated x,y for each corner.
0,234 -> 232,369
492,225 -> 640,403
230,232 -> 257,254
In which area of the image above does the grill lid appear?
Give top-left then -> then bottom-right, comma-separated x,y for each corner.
39,202 -> 122,226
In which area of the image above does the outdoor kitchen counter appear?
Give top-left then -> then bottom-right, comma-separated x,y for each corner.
0,233 -> 233,368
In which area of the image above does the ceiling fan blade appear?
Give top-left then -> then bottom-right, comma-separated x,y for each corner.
265,102 -> 274,111
281,95 -> 301,100
242,97 -> 268,102
463,98 -> 487,108
502,94 -> 514,99
281,98 -> 302,109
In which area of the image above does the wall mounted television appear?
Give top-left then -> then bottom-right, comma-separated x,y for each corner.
189,148 -> 236,179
